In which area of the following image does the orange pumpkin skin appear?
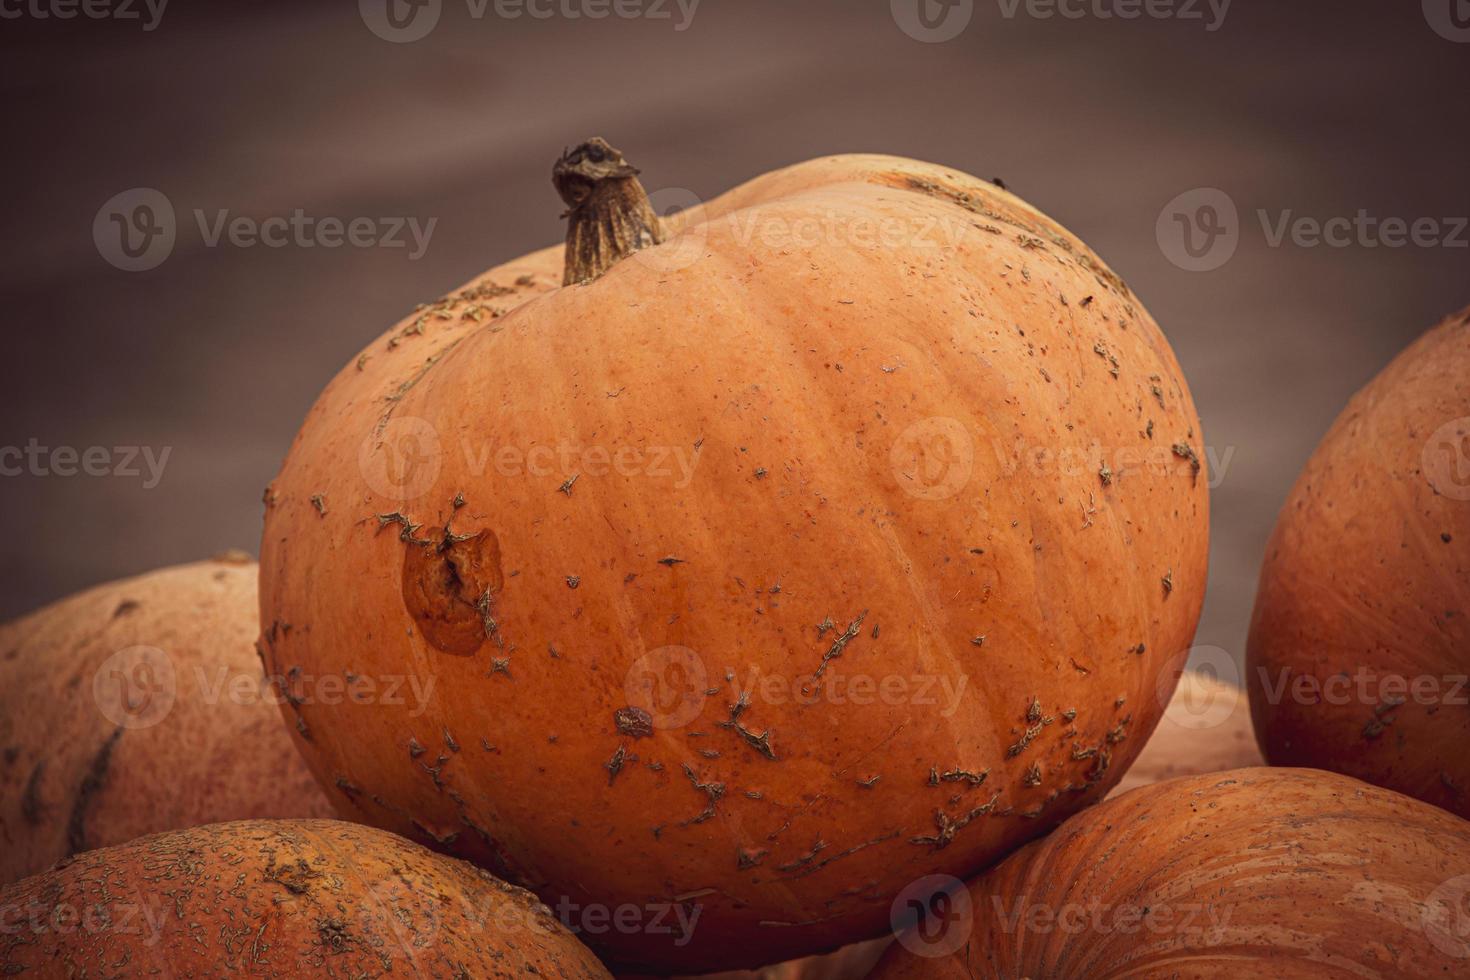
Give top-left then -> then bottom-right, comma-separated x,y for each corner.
0,819 -> 611,977
871,768 -> 1470,978
1247,310 -> 1470,816
1108,671 -> 1262,798
0,557 -> 335,885
259,151 -> 1209,971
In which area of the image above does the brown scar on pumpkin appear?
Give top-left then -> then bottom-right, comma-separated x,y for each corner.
67,726 -> 123,855
679,764 -> 725,825
910,792 -> 1002,849
400,524 -> 505,656
813,610 -> 867,680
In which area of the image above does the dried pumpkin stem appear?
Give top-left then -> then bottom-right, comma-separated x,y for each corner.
554,137 -> 666,285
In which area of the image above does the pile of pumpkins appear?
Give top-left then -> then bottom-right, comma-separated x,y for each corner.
2,141 -> 1466,978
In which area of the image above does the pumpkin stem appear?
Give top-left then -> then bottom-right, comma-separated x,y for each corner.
554,138 -> 667,285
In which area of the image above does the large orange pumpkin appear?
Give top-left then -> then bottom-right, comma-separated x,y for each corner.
871,768 -> 1470,978
1248,308 -> 1469,815
0,556 -> 334,884
0,819 -> 611,977
258,139 -> 1209,971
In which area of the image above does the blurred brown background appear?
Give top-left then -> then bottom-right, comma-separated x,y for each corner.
1,0 -> 1467,671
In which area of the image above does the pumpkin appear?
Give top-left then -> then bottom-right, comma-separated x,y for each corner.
1108,669 -> 1262,798
0,556 -> 334,884
0,818 -> 611,977
871,767 -> 1470,978
1247,308 -> 1470,815
258,139 -> 1209,971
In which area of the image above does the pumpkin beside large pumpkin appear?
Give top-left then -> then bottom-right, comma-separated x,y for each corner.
0,819 -> 611,977
0,557 -> 334,884
872,767 -> 1470,978
1248,308 -> 1469,815
258,141 -> 1209,971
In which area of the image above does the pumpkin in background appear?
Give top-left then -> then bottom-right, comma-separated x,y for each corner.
1248,308 -> 1469,816
872,767 -> 1470,978
1108,669 -> 1262,798
0,819 -> 611,977
0,556 -> 334,884
258,139 -> 1209,971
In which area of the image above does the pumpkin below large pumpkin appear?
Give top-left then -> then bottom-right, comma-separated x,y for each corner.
871,767 -> 1470,978
0,819 -> 611,977
0,556 -> 335,885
